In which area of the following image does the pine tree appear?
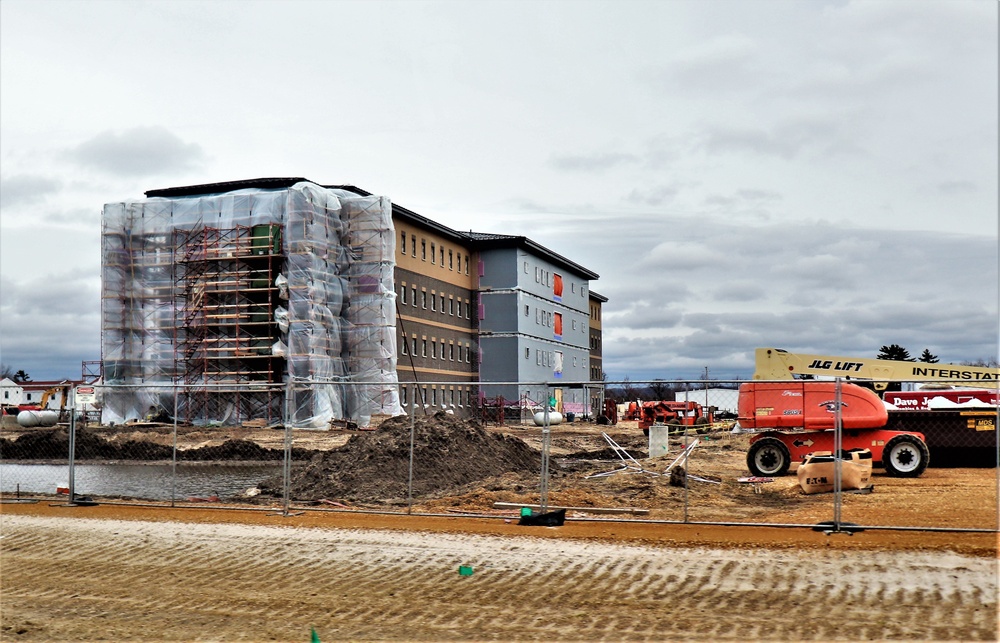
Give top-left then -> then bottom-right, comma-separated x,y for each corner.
918,349 -> 939,363
876,344 -> 914,361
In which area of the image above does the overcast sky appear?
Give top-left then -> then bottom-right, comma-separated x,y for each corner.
1,0 -> 997,383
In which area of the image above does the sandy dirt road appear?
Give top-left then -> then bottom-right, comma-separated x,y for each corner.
1,503 -> 997,642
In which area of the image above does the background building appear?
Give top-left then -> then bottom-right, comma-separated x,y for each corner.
588,290 -> 608,417
100,178 -> 603,426
101,179 -> 400,428
473,233 -> 598,416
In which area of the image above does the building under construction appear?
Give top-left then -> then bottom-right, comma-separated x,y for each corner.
100,179 -> 400,428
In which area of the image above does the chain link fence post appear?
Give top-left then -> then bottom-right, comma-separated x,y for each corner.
282,380 -> 293,516
539,383 -> 552,513
170,385 -> 179,508
407,384 -> 416,515
67,400 -> 77,503
833,377 -> 843,530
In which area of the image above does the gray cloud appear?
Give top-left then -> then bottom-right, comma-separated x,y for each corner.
68,127 -> 205,177
528,216 -> 998,381
0,272 -> 101,378
0,174 -> 62,209
937,180 -> 978,195
656,34 -> 762,94
625,185 -> 679,206
696,119 -> 854,160
549,151 -> 640,172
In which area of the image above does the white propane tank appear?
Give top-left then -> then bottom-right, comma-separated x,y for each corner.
533,411 -> 563,426
17,410 -> 59,427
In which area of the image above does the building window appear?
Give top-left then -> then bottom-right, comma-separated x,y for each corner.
466,344 -> 471,363
525,348 -> 530,359
411,235 -> 416,257
401,387 -> 408,405
412,337 -> 418,355
421,339 -> 427,357
411,286 -> 417,306
536,350 -> 541,365
400,285 -> 407,305
524,305 -> 530,317
450,343 -> 455,360
431,340 -> 436,359
421,239 -> 426,260
401,335 -> 408,355
524,261 -> 529,274
440,247 -> 444,266
432,388 -> 437,406
431,294 -> 436,312
449,250 -> 453,270
439,295 -> 445,313
449,298 -> 454,316
440,343 -> 446,359
431,242 -> 436,264
421,291 -> 427,309
464,255 -> 469,275
400,231 -> 406,255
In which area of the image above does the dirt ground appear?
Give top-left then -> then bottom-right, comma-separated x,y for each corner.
3,415 -> 998,533
2,415 -> 998,641
1,504 -> 997,642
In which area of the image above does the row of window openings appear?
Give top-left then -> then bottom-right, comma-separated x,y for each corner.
525,306 -> 581,333
400,386 -> 472,408
524,263 -> 586,299
590,336 -> 602,350
590,305 -> 602,320
401,286 -> 470,318
401,337 -> 472,363
400,231 -> 470,275
524,348 -> 580,369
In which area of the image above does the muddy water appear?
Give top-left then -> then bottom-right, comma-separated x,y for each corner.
0,462 -> 280,500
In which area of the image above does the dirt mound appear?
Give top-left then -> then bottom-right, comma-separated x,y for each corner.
263,411 -> 541,503
0,428 -> 314,462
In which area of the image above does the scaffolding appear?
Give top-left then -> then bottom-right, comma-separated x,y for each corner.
100,181 -> 401,427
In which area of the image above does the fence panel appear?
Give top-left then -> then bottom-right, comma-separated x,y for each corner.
1,410 -> 76,501
3,378 -> 995,534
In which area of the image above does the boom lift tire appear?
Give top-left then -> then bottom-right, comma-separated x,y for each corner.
747,437 -> 791,477
882,434 -> 930,478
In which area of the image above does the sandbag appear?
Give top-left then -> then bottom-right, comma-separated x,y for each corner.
797,449 -> 873,494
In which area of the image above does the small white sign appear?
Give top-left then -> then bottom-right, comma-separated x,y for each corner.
76,386 -> 96,405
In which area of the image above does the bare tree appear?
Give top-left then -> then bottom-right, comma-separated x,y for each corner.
963,357 -> 1000,368
649,379 -> 670,400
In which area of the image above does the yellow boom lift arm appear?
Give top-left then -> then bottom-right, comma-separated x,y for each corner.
753,347 -> 999,391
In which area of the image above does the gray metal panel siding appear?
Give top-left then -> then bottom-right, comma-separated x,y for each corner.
478,335 -> 520,384
478,291 -> 519,333
477,249 -> 517,289
517,292 -> 588,349
513,254 -> 589,315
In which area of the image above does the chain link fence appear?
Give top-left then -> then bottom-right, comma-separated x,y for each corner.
2,379 -> 996,532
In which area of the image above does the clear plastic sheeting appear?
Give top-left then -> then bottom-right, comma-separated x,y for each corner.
100,181 -> 401,428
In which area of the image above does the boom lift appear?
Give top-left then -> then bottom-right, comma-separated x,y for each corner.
752,347 -> 998,390
740,348 -> 999,478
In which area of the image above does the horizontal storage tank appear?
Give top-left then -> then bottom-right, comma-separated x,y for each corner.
17,410 -> 59,427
